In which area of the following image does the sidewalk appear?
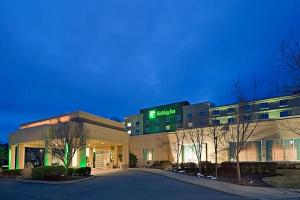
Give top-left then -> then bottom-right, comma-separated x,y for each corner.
131,168 -> 300,199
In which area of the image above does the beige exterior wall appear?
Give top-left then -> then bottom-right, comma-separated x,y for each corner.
130,118 -> 300,166
8,111 -> 129,169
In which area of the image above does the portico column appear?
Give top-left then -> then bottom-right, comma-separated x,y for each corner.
79,144 -> 87,167
44,146 -> 52,166
9,145 -> 16,169
122,145 -> 129,168
17,144 -> 25,169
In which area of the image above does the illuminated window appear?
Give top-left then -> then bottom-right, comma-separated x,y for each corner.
280,100 -> 288,107
166,125 -> 170,131
127,130 -> 132,135
127,122 -> 132,127
188,122 -> 193,128
143,149 -> 153,161
280,111 -> 289,117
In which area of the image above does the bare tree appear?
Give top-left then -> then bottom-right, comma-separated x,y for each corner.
44,121 -> 86,175
206,117 -> 228,178
171,129 -> 186,169
185,127 -> 206,173
277,36 -> 300,92
226,78 -> 259,183
279,118 -> 300,136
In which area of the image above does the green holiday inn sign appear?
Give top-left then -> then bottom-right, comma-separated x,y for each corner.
149,109 -> 176,119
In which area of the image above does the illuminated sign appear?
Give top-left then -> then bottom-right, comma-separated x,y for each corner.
148,109 -> 176,119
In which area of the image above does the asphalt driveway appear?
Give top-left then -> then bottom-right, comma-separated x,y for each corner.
0,170 -> 251,200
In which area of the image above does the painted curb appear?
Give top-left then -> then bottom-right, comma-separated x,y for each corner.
131,168 -> 300,200
1,175 -> 95,185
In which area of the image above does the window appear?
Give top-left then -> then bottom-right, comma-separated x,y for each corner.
243,115 -> 251,121
212,120 -> 220,125
176,115 -> 182,122
166,125 -> 170,131
259,113 -> 269,120
199,121 -> 206,126
155,118 -> 160,124
145,120 -> 150,125
127,130 -> 132,135
136,121 -> 140,126
227,108 -> 235,114
243,105 -> 252,112
260,102 -> 269,110
165,117 -> 170,123
135,129 -> 140,134
126,122 -> 132,127
188,122 -> 193,128
199,111 -> 206,116
187,113 -> 193,119
280,100 -> 288,107
212,110 -> 220,116
143,149 -> 153,161
228,118 -> 235,124
280,111 -> 289,117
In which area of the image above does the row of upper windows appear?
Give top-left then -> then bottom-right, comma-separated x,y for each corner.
211,99 -> 290,116
211,110 -> 290,125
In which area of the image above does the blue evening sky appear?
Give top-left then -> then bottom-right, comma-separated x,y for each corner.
1,0 -> 300,142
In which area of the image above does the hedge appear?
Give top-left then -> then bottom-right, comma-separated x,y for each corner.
2,169 -> 22,176
67,167 -> 91,176
32,166 -> 65,180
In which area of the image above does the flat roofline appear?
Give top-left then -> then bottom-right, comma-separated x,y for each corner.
210,94 -> 300,110
140,101 -> 190,112
20,110 -> 124,129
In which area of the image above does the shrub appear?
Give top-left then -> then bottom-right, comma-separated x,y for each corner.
74,167 -> 91,176
32,166 -> 65,180
151,160 -> 171,170
129,153 -> 138,168
2,169 -> 22,176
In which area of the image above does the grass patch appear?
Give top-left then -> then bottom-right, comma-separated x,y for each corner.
263,169 -> 300,189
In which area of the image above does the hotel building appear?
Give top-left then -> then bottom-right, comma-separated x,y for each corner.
8,93 -> 300,169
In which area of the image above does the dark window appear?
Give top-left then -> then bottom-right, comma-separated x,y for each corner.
228,118 -> 235,124
243,115 -> 251,121
199,111 -> 206,116
187,113 -> 193,119
155,118 -> 160,124
260,102 -> 269,110
212,110 -> 220,116
259,113 -> 269,120
279,100 -> 288,107
212,120 -> 220,125
176,115 -> 182,122
135,129 -> 140,134
227,108 -> 234,114
280,111 -> 289,117
165,117 -> 170,123
243,105 -> 252,112
145,120 -> 150,125
136,121 -> 140,126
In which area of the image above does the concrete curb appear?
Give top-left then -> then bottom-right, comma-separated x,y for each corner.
131,168 -> 300,200
1,176 -> 95,185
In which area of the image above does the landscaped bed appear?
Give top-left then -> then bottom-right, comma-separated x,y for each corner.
0,166 -> 92,182
149,161 -> 300,188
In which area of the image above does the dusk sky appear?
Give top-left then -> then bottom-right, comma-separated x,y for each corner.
1,1 -> 300,142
